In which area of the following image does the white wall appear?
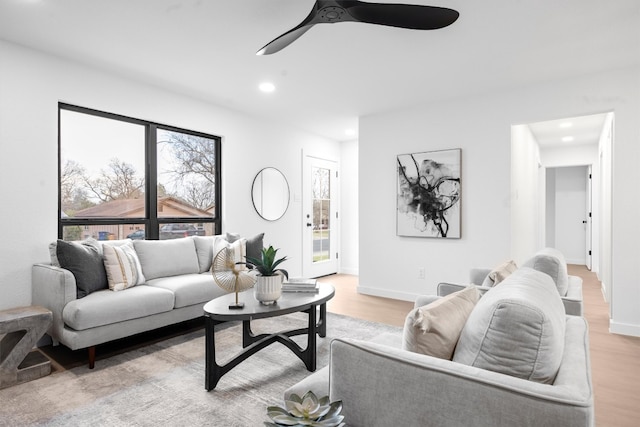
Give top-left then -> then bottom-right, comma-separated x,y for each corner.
359,66 -> 640,336
339,139 -> 359,275
511,124 -> 543,264
0,40 -> 341,311
598,113 -> 614,302
545,169 -> 556,248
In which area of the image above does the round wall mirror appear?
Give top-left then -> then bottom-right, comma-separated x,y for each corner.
252,167 -> 290,221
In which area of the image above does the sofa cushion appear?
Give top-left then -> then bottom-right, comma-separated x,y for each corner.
133,238 -> 200,280
522,248 -> 569,296
62,285 -> 175,330
145,273 -> 223,308
56,239 -> 108,298
193,236 -> 216,273
103,241 -> 145,291
403,286 -> 480,360
481,260 -> 517,287
453,267 -> 566,384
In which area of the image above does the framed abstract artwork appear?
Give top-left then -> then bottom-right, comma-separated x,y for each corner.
397,148 -> 461,238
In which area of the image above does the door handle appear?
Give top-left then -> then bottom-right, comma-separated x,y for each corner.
306,223 -> 312,227
582,220 -> 587,224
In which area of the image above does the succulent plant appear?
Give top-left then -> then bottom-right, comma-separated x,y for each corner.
245,245 -> 289,278
264,391 -> 345,427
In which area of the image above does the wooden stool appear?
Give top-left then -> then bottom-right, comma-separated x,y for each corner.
0,306 -> 53,389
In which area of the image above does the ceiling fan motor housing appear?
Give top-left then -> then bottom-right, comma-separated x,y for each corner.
318,6 -> 348,23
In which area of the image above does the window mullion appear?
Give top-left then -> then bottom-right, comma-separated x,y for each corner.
147,124 -> 159,240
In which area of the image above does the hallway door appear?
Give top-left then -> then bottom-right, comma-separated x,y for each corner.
554,166 -> 588,265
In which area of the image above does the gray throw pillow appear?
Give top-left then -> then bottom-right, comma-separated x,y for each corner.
56,239 -> 108,298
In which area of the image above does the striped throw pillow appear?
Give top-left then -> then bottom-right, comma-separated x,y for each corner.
103,242 -> 146,291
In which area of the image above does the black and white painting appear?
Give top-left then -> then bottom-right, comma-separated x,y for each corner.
397,149 -> 461,238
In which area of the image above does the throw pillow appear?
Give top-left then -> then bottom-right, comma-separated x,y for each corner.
213,237 -> 248,271
452,267 -> 566,384
56,239 -> 108,298
103,242 -> 146,291
402,285 -> 480,360
223,232 -> 264,265
483,260 -> 517,287
49,237 -> 103,267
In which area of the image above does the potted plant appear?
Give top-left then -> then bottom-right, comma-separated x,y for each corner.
265,391 -> 345,427
246,246 -> 288,305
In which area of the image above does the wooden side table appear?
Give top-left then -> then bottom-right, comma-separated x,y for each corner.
0,306 -> 53,389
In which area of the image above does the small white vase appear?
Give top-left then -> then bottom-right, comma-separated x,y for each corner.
254,274 -> 283,305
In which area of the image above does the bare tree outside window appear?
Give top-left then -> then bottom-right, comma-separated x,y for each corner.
59,105 -> 221,241
157,130 -> 217,215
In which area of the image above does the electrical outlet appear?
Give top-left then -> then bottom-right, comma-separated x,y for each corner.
418,268 -> 426,279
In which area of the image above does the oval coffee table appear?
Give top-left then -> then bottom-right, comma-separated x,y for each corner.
203,282 -> 335,391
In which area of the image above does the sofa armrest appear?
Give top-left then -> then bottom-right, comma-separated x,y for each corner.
437,282 -> 491,298
562,275 -> 584,316
32,263 -> 77,345
413,294 -> 440,308
470,268 -> 491,285
329,316 -> 593,427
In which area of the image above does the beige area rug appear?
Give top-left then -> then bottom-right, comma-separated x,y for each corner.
0,313 -> 401,426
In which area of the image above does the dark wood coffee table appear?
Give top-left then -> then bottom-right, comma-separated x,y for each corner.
203,282 -> 335,391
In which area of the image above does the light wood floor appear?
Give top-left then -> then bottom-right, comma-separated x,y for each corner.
319,267 -> 640,427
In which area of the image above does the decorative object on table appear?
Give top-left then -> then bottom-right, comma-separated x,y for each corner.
245,246 -> 288,305
212,245 -> 257,309
264,391 -> 345,427
282,277 -> 319,293
397,148 -> 461,238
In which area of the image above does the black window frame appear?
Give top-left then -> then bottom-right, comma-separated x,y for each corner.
58,103 -> 222,240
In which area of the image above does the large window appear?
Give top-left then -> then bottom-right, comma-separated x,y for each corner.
59,104 -> 221,241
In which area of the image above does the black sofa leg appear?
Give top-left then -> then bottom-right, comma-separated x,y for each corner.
88,346 -> 95,369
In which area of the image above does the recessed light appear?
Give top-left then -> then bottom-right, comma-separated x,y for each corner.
559,122 -> 573,128
258,82 -> 275,93
562,136 -> 574,142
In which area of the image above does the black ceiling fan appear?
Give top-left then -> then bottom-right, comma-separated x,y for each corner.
257,0 -> 460,55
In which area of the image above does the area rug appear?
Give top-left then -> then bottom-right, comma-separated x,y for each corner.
0,312 -> 401,426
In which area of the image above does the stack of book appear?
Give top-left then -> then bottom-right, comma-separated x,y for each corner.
282,278 -> 318,293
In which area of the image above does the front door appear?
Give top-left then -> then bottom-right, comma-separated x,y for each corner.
302,156 -> 338,278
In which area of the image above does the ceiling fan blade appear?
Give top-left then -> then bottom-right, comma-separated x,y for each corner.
345,2 -> 459,30
257,23 -> 315,55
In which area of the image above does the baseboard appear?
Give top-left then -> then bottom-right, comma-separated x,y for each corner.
356,286 -> 416,302
566,258 -> 586,265
609,320 -> 640,337
339,267 -> 359,276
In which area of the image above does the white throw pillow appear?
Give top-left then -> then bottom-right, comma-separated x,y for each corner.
213,237 -> 248,271
402,285 -> 480,360
482,260 -> 517,287
103,241 -> 145,291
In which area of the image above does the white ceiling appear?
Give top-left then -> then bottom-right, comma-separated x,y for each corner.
529,113 -> 608,148
0,0 -> 638,141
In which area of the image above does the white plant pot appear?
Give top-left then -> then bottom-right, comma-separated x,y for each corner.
254,274 -> 283,305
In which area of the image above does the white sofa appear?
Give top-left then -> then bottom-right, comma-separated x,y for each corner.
438,248 -> 584,316
285,268 -> 594,426
32,235 -> 253,368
